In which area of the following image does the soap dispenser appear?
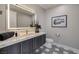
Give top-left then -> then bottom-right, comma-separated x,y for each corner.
15,32 -> 17,37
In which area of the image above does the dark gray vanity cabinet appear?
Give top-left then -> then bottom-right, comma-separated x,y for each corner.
33,36 -> 40,50
0,34 -> 46,54
0,39 -> 33,54
32,34 -> 46,53
33,35 -> 43,49
0,43 -> 21,54
21,34 -> 46,54
21,38 -> 33,54
41,34 -> 46,46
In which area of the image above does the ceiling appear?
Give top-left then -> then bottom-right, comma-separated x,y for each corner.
38,4 -> 59,10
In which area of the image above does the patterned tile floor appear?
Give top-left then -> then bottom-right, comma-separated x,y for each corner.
33,42 -> 77,54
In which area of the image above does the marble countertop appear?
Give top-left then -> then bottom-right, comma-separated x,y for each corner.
0,32 -> 45,49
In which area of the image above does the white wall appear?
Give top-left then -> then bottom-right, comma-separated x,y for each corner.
0,5 -> 6,32
46,5 -> 79,49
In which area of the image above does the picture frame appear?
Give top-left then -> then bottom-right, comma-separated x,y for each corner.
51,15 -> 67,28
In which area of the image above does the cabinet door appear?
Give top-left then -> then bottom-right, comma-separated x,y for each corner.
33,36 -> 40,50
0,47 -> 8,54
0,43 -> 21,54
21,39 -> 33,54
33,34 -> 46,50
40,34 -> 46,46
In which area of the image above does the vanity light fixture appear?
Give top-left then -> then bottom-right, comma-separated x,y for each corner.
7,4 -> 10,29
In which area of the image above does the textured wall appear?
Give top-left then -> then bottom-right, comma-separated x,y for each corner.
46,5 -> 79,49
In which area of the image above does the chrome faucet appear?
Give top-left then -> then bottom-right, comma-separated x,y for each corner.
26,30 -> 28,35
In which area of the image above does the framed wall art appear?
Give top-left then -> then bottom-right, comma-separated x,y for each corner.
51,15 -> 67,28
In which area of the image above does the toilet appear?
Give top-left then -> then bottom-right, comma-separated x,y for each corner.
46,38 -> 54,43
43,38 -> 54,48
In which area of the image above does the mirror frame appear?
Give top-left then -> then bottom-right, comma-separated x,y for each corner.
7,4 -> 37,30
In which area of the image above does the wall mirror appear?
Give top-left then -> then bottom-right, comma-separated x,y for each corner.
8,4 -> 36,30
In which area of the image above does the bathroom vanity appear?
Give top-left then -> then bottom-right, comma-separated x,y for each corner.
0,4 -> 46,54
0,32 -> 46,54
